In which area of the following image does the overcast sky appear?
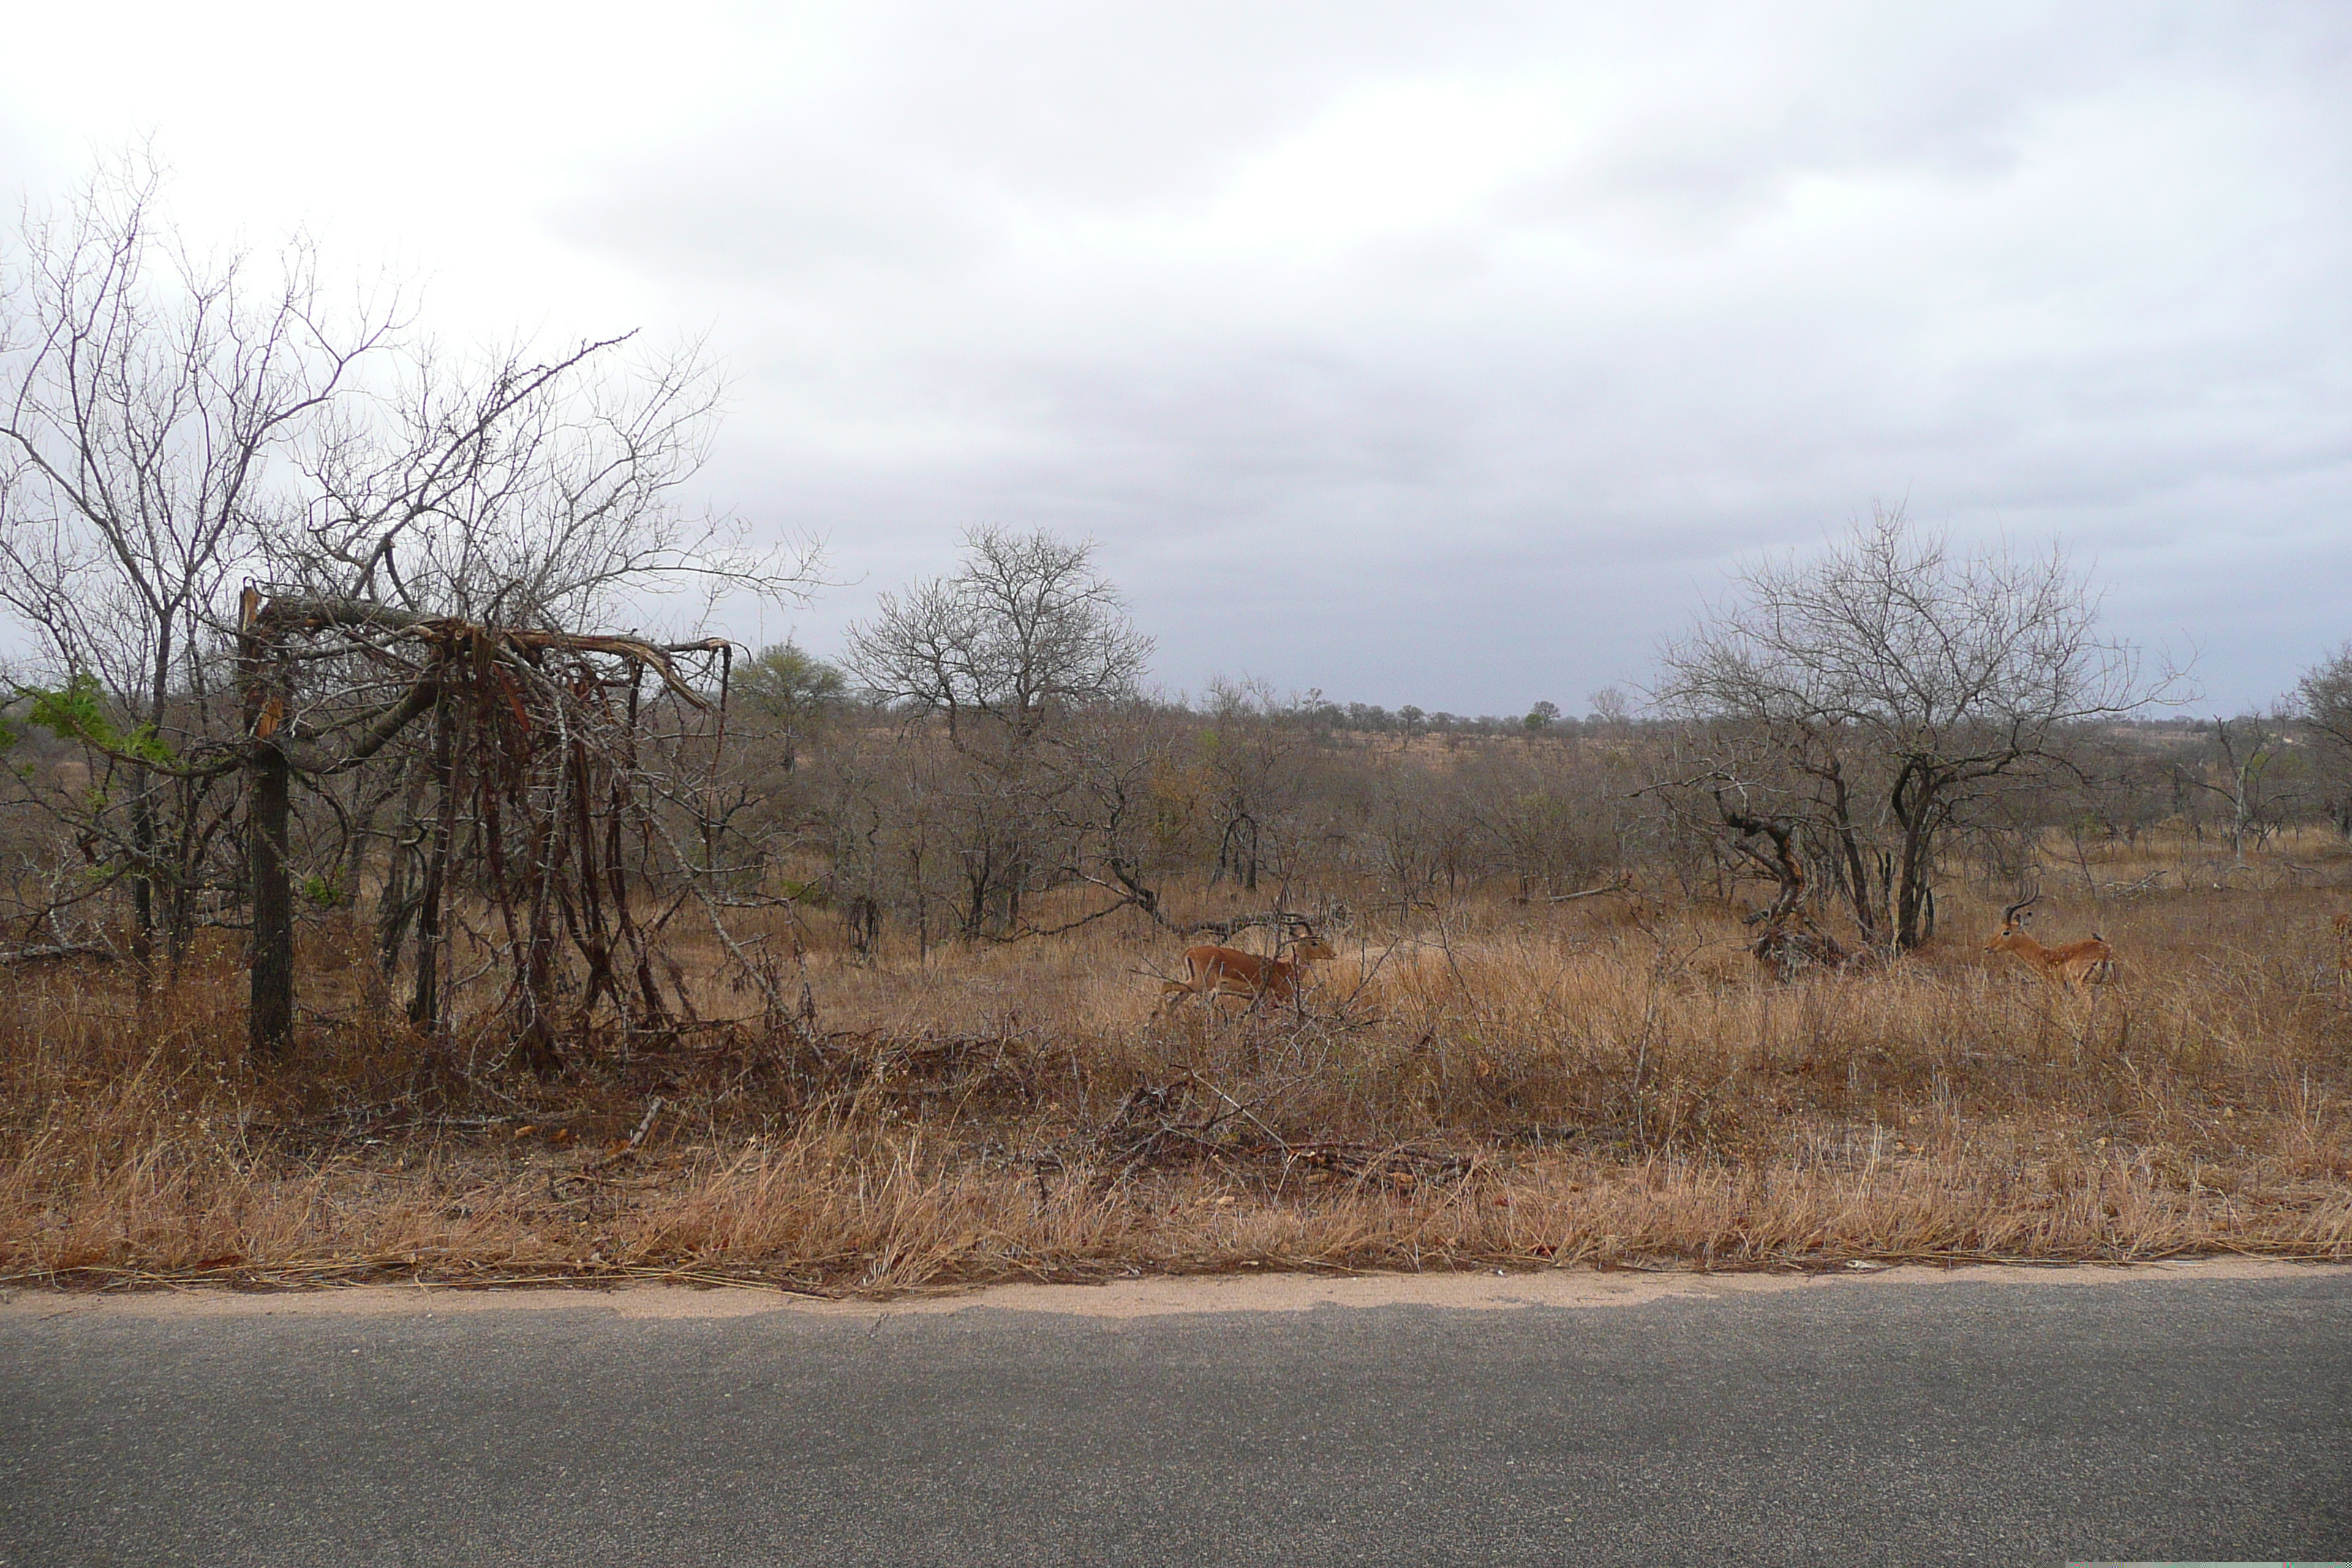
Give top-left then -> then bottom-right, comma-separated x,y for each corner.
4,2 -> 2346,715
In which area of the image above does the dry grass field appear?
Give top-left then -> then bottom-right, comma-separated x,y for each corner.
4,831 -> 2348,1297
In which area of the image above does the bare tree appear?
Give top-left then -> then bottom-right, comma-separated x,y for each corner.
1,155 -> 822,1060
1035,701 -> 1198,934
1654,508 -> 2178,949
2296,644 -> 2352,839
1459,740 -> 1627,898
0,153 -> 402,965
844,526 -> 1152,746
285,333 -> 809,629
1198,676 -> 1311,893
2181,713 -> 2289,862
842,527 -> 1152,935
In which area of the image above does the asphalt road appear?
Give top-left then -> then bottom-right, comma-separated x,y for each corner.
1,1266 -> 2345,1567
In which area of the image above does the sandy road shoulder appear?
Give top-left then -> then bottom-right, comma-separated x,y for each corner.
2,1258 -> 2337,1324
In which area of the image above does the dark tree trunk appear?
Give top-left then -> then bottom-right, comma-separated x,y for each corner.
410,689 -> 457,1039
377,838 -> 416,976
241,609 -> 295,1058
1885,761 -> 1944,951
247,742 -> 293,1058
1894,856 -> 1931,949
1821,762 -> 1879,943
128,780 -> 157,976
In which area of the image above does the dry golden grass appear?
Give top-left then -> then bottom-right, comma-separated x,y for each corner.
4,840 -> 2349,1296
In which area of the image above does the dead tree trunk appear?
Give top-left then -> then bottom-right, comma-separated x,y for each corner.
410,681 -> 457,1042
239,591 -> 295,1058
246,742 -> 293,1057
1720,799 -> 1851,981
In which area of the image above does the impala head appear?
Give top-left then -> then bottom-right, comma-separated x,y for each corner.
1987,890 -> 2039,951
1279,914 -> 1336,965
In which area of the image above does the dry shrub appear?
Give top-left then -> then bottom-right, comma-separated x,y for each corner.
4,878 -> 2348,1294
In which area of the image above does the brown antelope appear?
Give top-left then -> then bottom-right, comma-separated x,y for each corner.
1986,891 -> 2116,992
1158,928 -> 1336,1016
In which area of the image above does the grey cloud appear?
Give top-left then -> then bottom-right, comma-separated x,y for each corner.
554,2 -> 2352,714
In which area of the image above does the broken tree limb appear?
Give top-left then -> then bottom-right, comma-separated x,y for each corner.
0,943 -> 117,965
1527,872 -> 1637,905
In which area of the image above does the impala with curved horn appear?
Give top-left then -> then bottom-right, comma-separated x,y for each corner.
1986,889 -> 2115,991
1158,919 -> 1336,1016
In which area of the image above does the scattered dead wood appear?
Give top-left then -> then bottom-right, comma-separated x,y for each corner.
1515,872 -> 1637,906
1087,1076 -> 1474,1191
0,943 -> 116,965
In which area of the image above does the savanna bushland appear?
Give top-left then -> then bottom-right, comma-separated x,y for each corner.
4,163 -> 2348,1297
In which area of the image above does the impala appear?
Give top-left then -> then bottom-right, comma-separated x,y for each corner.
1158,930 -> 1336,1015
1986,892 -> 2116,992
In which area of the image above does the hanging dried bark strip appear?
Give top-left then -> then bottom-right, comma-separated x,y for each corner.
237,589 -> 762,1066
